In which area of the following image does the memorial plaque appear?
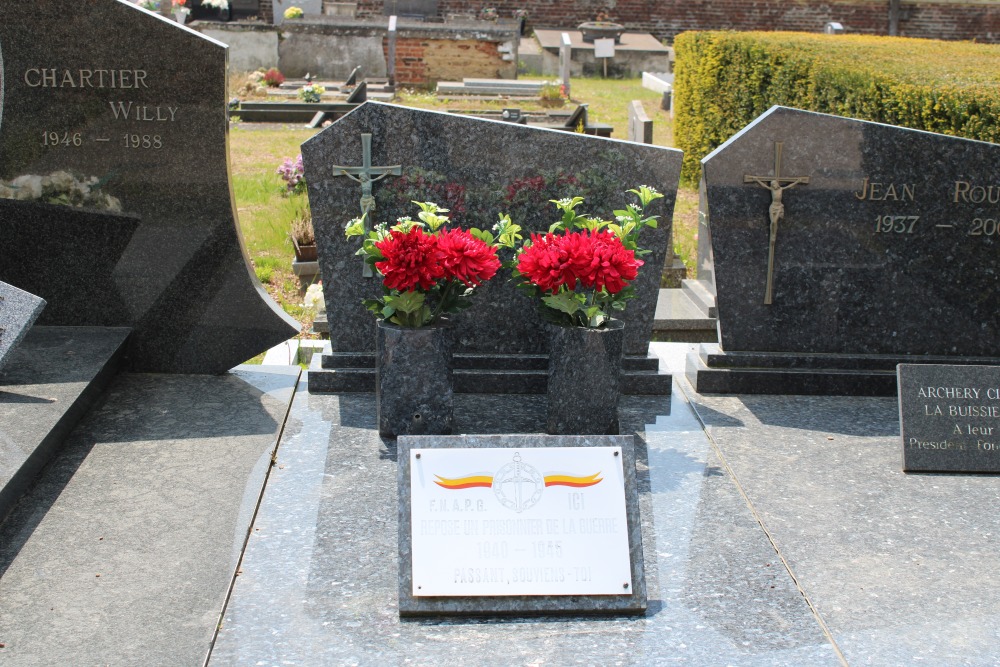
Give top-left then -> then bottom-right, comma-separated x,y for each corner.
688,106 -> 1000,395
0,2 -> 298,373
899,364 -> 1000,473
0,281 -> 45,371
398,434 -> 646,615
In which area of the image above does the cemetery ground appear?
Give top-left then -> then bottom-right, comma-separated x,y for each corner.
228,76 -> 697,350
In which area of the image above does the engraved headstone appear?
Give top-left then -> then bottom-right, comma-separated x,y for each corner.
687,106 -> 1000,395
898,364 -> 1000,473
0,281 -> 45,371
301,102 -> 682,394
0,2 -> 298,373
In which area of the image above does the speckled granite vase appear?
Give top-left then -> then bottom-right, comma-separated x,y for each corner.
376,319 -> 454,438
546,319 -> 624,435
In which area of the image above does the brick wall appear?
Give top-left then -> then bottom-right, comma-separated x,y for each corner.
387,37 -> 514,85
259,0 -> 273,23
353,0 -> 1000,43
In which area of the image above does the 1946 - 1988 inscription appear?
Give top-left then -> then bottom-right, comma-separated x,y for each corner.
22,66 -> 176,152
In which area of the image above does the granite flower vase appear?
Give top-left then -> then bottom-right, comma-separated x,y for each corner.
546,319 -> 625,435
376,319 -> 454,438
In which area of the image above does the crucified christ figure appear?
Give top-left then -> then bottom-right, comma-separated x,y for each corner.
743,142 -> 809,305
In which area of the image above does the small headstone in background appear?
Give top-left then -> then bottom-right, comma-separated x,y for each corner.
688,106 -> 1000,395
0,282 -> 46,372
627,100 -> 653,144
898,364 -> 1000,473
559,32 -> 572,98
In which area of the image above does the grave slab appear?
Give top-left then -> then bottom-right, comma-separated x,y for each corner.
0,326 -> 130,522
0,2 -> 298,373
303,101 -> 680,395
209,367 -> 839,665
0,365 -> 299,666
0,281 -> 45,371
689,106 -> 1000,395
686,382 -> 1000,664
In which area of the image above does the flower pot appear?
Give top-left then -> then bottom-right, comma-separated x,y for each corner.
174,10 -> 189,23
292,237 -> 318,262
376,319 -> 454,438
545,319 -> 625,435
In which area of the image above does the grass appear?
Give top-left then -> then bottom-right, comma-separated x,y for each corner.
229,75 -> 699,339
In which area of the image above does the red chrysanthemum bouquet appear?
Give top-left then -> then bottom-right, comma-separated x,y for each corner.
507,186 -> 664,328
346,201 -> 513,327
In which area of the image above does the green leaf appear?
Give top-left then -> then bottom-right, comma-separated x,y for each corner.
384,290 -> 426,314
542,291 -> 583,315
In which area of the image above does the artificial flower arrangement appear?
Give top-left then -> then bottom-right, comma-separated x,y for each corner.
0,171 -> 122,213
173,0 -> 190,14
277,154 -> 306,195
346,202 -> 519,327
506,185 -> 663,328
298,82 -> 325,103
284,6 -> 304,19
201,0 -> 229,9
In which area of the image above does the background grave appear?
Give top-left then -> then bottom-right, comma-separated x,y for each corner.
688,106 -> 1000,395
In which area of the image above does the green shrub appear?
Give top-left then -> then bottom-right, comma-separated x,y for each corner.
674,31 -> 1000,184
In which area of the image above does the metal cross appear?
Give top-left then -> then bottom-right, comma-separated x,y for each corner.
743,142 -> 810,305
332,133 -> 402,277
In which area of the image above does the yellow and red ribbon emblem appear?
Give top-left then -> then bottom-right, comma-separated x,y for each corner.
434,473 -> 602,490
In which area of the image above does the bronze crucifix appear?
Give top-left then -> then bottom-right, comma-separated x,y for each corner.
743,141 -> 809,305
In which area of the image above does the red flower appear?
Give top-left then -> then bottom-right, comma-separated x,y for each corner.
516,232 -> 577,293
436,228 -> 501,287
569,230 -> 642,294
518,230 -> 642,294
374,227 -> 445,291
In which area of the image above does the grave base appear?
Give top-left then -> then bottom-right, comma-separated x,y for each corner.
686,343 -> 1000,396
309,346 -> 671,395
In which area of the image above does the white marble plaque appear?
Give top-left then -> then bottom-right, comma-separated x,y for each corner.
409,446 -> 632,596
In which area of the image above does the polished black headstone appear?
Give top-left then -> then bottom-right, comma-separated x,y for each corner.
899,364 -> 1000,473
302,102 -> 681,393
0,2 -> 298,373
688,107 -> 1000,395
0,280 -> 45,371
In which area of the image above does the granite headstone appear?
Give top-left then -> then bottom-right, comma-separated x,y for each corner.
0,1 -> 298,373
302,102 -> 681,394
687,106 -> 1000,395
898,364 -> 1000,473
0,281 -> 45,371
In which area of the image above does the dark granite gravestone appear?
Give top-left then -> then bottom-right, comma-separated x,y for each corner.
0,2 -> 298,373
0,281 -> 45,371
898,364 -> 1000,473
397,434 -> 646,616
301,102 -> 682,394
687,106 -> 1000,395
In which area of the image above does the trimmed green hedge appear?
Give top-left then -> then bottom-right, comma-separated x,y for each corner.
673,31 -> 1000,184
